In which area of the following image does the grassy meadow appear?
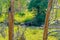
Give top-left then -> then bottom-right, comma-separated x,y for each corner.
0,25 -> 60,40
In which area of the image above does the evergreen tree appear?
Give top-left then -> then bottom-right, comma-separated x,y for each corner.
28,0 -> 48,26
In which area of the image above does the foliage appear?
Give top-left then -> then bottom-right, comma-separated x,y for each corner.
0,0 -> 10,12
28,0 -> 48,26
0,0 -> 10,22
0,13 -> 7,22
14,9 -> 35,23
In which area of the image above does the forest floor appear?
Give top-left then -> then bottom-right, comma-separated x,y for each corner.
0,25 -> 60,40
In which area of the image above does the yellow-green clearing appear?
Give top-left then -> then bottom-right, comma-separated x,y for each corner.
0,25 -> 59,40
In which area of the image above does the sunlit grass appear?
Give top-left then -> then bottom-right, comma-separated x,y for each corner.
0,26 -> 59,40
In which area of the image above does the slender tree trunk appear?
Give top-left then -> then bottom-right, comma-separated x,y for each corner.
18,0 -> 26,40
8,0 -> 14,40
18,0 -> 21,12
43,0 -> 53,40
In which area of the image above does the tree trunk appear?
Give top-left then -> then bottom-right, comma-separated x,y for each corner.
8,0 -> 14,40
18,0 -> 21,12
43,0 -> 53,40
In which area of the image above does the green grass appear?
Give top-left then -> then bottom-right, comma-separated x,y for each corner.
0,26 -> 59,40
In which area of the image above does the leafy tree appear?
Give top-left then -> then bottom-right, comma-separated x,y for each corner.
0,0 -> 10,22
28,0 -> 48,26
